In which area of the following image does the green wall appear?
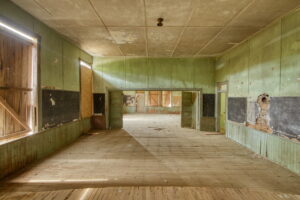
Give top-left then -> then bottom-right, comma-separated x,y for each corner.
216,8 -> 300,174
93,57 -> 215,94
0,0 -> 93,91
216,8 -> 300,99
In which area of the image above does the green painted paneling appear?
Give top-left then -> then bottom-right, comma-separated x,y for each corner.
80,50 -> 93,64
227,121 -> 300,174
0,0 -> 34,31
227,43 -> 249,97
0,118 -> 91,179
35,22 -> 64,89
249,22 -> 281,97
102,57 -> 125,89
125,58 -> 148,88
148,58 -> 173,89
93,57 -> 105,93
94,57 -> 215,92
217,8 -> 300,174
281,10 -> 300,96
194,58 -> 215,93
109,91 -> 123,129
216,8 -> 300,98
172,58 -> 194,88
62,41 -> 80,91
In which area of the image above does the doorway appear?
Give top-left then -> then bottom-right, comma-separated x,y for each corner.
111,90 -> 202,131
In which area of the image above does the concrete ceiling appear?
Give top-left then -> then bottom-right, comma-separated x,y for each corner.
12,0 -> 300,57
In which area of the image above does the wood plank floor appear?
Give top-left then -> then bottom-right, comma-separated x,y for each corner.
0,114 -> 299,199
1,186 -> 300,200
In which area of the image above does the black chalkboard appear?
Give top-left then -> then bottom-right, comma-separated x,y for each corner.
270,97 -> 300,139
93,93 -> 105,114
42,89 -> 80,128
228,97 -> 247,123
203,94 -> 215,117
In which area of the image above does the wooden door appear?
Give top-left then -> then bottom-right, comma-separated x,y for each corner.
80,65 -> 93,118
109,91 -> 123,129
136,92 -> 145,113
181,92 -> 193,128
219,92 -> 226,134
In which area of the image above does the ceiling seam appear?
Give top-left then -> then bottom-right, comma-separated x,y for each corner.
143,0 -> 149,57
170,1 -> 197,58
194,0 -> 256,56
33,0 -> 53,16
87,0 -> 124,56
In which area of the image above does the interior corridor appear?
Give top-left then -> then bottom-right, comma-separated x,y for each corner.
0,114 -> 299,199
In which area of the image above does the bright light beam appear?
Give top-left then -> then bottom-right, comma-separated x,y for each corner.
0,21 -> 37,44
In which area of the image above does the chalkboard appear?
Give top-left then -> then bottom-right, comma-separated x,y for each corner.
42,89 -> 80,128
93,93 -> 105,114
228,97 -> 247,123
270,97 -> 300,139
203,94 -> 215,117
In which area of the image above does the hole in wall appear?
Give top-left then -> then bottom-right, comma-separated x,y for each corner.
255,93 -> 273,133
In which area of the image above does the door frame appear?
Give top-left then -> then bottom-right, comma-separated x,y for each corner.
107,88 -> 202,130
216,81 -> 228,133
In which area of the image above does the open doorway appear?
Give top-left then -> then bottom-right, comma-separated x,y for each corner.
123,91 -> 181,115
122,90 -> 182,132
108,90 -> 202,130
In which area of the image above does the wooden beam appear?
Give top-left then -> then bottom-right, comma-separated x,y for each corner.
0,96 -> 31,132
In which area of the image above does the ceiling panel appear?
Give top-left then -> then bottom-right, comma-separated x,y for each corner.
90,0 -> 145,26
54,26 -> 122,56
229,0 -> 300,27
11,0 -> 51,20
200,27 -> 258,55
108,27 -> 147,56
188,0 -> 252,27
173,27 -> 221,57
145,0 -> 195,26
147,27 -> 183,57
16,0 -> 102,26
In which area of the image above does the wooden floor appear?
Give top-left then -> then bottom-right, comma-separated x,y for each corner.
1,186 -> 300,200
0,114 -> 300,199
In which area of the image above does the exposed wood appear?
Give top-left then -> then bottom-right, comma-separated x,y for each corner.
80,65 -> 93,119
0,96 -> 30,131
0,32 -> 34,139
0,87 -> 32,91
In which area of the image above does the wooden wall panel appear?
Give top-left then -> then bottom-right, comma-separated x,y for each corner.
80,66 -> 93,118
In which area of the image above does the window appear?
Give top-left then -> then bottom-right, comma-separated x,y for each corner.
148,91 -> 162,106
0,19 -> 38,140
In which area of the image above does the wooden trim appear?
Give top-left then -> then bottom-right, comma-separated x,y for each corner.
0,87 -> 33,91
0,130 -> 31,140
